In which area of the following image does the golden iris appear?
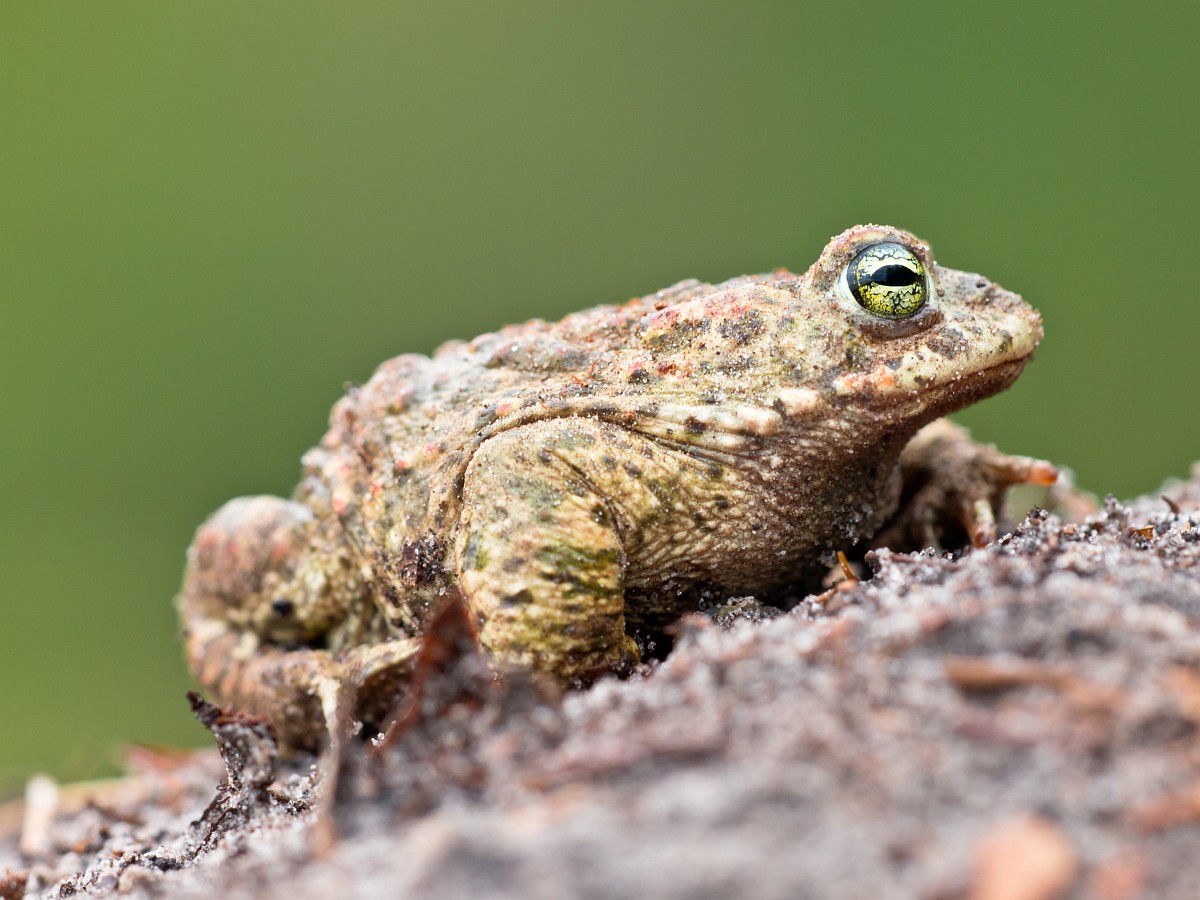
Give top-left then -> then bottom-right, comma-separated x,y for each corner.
845,242 -> 927,318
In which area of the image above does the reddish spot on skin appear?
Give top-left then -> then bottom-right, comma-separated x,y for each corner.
569,360 -> 600,387
714,297 -> 752,317
370,481 -> 383,499
648,308 -> 680,328
331,496 -> 348,517
1029,461 -> 1058,486
494,400 -> 521,417
423,442 -> 442,458
656,358 -> 695,377
393,458 -> 412,475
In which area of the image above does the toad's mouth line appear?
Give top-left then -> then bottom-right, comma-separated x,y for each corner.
860,354 -> 1033,416
928,354 -> 1032,402
945,353 -> 1034,386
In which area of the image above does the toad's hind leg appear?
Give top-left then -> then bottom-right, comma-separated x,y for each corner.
455,420 -> 640,683
178,496 -> 419,750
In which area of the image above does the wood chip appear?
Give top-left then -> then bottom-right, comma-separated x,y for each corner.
945,656 -> 1069,692
944,656 -> 1124,713
1161,666 -> 1200,722
18,775 -> 58,857
1087,852 -> 1146,900
1131,780 -> 1200,832
968,816 -> 1077,900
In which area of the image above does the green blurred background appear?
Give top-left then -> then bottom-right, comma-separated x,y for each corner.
2,1 -> 1197,785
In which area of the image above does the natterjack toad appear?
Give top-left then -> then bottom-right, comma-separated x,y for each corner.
179,224 -> 1052,749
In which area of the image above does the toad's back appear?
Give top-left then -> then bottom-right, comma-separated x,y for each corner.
303,273 -> 810,630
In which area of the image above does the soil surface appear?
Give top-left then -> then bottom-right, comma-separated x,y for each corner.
5,470 -> 1200,899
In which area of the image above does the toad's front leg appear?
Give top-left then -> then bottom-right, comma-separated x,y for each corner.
876,419 -> 1057,551
454,419 -> 651,684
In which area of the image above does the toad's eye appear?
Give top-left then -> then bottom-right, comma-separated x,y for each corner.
843,242 -> 927,319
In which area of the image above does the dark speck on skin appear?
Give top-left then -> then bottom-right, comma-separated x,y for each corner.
500,589 -> 533,607
716,309 -> 766,346
926,329 -> 965,360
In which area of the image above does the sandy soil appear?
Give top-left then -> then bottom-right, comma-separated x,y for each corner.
5,470 -> 1200,899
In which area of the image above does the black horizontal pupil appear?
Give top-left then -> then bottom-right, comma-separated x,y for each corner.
868,264 -> 917,287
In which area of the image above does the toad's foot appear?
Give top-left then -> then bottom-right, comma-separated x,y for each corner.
874,419 -> 1057,552
179,495 -> 421,751
184,615 -> 421,752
